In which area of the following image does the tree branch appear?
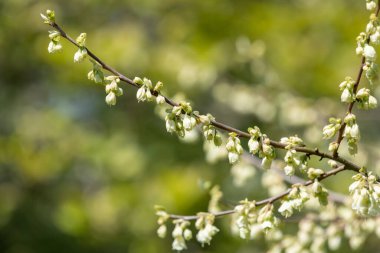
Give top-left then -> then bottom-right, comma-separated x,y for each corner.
168,165 -> 346,221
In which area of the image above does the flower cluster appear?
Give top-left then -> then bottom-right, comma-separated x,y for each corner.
195,213 -> 219,246
357,6 -> 380,83
104,76 -> 123,106
278,185 -> 309,218
226,132 -> 243,164
356,88 -> 378,109
134,77 -> 165,104
172,219 -> 193,251
47,30 -> 62,53
73,33 -> 88,63
41,10 -> 63,53
280,136 -> 304,176
165,102 -> 197,137
201,114 -> 223,146
343,113 -> 360,155
88,60 -> 104,84
40,9 -> 55,24
248,127 -> 275,170
349,172 -> 380,216
339,77 -> 356,103
234,199 -> 257,239
322,117 -> 341,139
257,204 -> 279,233
155,206 -> 169,238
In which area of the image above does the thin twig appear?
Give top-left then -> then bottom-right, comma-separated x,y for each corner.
168,166 -> 346,220
48,21 -> 362,174
333,1 -> 380,157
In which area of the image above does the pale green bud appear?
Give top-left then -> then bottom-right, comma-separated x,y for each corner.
154,81 -> 164,91
133,77 -> 144,85
143,78 -> 153,89
213,133 -> 222,146
261,157 -> 272,170
76,33 -> 87,47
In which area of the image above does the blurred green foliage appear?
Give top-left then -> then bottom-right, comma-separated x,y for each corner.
1,0 -> 380,252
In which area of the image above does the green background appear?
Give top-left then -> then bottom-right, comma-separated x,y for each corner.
1,0 -> 379,252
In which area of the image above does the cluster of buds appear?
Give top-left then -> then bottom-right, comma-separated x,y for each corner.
356,88 -> 378,109
104,76 -> 123,106
278,185 -> 309,218
234,199 -> 257,239
195,213 -> 219,246
47,30 -> 62,53
280,136 -> 304,176
88,60 -> 104,84
74,33 -> 88,63
41,11 -> 62,53
226,132 -> 243,164
349,172 -> 380,216
248,127 -> 275,170
257,204 -> 279,233
165,102 -> 196,137
339,77 -> 356,103
201,114 -> 223,146
155,206 -> 169,238
172,219 -> 192,251
322,117 -> 341,139
343,113 -> 360,155
134,77 -> 165,104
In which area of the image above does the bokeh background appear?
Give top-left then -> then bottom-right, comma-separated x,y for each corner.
1,0 -> 380,252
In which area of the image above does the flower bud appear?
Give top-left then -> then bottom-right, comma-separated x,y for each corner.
364,44 -> 377,61
105,92 -> 117,106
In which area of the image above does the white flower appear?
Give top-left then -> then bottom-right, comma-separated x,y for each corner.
341,88 -> 354,103
196,223 -> 219,246
356,45 -> 364,55
367,1 -> 377,11
172,237 -> 187,251
183,229 -> 192,240
48,41 -> 62,53
228,151 -> 240,164
363,44 -> 377,61
248,138 -> 260,154
284,164 -> 295,176
278,201 -> 293,218
165,119 -> 176,133
157,225 -> 167,238
370,30 -> 380,45
73,48 -> 87,63
136,87 -> 146,102
183,115 -> 196,131
156,94 -> 165,104
105,92 -> 116,106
